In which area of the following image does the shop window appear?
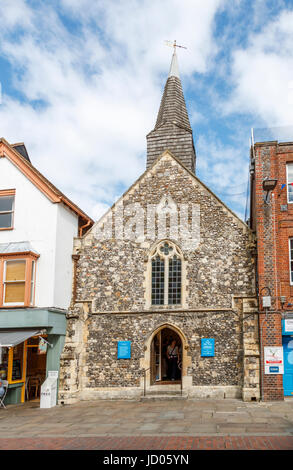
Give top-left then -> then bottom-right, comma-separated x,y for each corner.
150,241 -> 183,306
0,348 -> 8,380
0,190 -> 15,230
0,344 -> 25,384
11,343 -> 24,381
0,256 -> 37,307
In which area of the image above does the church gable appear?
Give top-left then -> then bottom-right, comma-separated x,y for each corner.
87,150 -> 248,242
75,151 -> 255,312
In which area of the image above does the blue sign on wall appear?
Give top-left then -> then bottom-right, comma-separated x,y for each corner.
201,338 -> 215,357
269,366 -> 279,374
117,341 -> 131,359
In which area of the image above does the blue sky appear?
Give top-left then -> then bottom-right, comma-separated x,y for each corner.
0,0 -> 292,221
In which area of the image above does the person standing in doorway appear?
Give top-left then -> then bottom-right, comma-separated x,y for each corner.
167,339 -> 179,381
0,378 -> 5,400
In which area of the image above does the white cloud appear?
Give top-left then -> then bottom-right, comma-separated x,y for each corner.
226,10 -> 293,126
0,0 -> 224,218
0,0 -> 33,30
0,1 -> 292,224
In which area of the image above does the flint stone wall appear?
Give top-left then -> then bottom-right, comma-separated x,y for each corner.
59,153 -> 259,402
85,311 -> 241,388
75,154 -> 256,312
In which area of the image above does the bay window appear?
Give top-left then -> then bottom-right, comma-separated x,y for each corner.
0,255 -> 37,307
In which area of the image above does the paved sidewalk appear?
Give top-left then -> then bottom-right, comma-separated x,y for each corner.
0,436 -> 292,450
0,398 -> 292,449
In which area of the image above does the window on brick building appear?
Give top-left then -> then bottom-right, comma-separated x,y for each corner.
286,164 -> 293,203
289,239 -> 293,284
150,241 -> 182,306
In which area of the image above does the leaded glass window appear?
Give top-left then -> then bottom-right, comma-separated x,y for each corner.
150,241 -> 183,306
152,256 -> 164,305
168,255 -> 182,304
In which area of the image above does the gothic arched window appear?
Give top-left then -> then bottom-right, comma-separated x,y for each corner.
151,241 -> 182,306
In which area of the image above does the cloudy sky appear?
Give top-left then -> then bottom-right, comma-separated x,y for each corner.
0,0 -> 292,221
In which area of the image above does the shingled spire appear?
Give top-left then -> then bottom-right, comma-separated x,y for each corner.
146,49 -> 196,173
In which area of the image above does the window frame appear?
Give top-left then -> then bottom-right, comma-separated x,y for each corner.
289,238 -> 293,286
149,240 -> 183,307
0,189 -> 15,231
0,253 -> 38,308
286,164 -> 293,204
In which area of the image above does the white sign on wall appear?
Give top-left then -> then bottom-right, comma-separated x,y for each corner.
264,347 -> 284,374
285,319 -> 293,333
48,370 -> 59,379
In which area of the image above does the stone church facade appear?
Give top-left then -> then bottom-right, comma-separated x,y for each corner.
59,50 -> 260,403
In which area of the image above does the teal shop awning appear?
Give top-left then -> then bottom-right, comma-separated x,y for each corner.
0,329 -> 44,347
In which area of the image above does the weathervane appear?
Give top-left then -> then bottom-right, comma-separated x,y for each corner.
164,40 -> 187,52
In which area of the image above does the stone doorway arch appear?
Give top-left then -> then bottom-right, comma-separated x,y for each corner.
140,323 -> 192,391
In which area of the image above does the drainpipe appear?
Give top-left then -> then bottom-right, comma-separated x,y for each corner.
79,219 -> 91,237
259,307 -> 268,401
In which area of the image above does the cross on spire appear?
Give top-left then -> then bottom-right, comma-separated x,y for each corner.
165,40 -> 187,79
165,40 -> 187,52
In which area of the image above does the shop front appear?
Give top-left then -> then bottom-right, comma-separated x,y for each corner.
0,308 -> 66,405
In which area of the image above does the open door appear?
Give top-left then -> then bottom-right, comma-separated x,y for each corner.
150,328 -> 182,385
150,334 -> 156,385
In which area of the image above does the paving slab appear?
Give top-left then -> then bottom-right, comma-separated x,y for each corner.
0,398 -> 292,439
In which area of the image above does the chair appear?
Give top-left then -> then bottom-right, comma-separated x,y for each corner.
28,377 -> 40,399
0,380 -> 8,409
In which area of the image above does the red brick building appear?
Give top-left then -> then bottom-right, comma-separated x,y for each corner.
250,130 -> 293,400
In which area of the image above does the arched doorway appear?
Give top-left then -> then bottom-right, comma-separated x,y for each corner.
150,327 -> 182,384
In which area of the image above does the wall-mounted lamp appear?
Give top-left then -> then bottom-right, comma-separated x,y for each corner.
263,177 -> 278,204
280,296 -> 286,309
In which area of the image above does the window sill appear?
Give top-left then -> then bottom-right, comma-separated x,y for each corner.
0,227 -> 13,231
0,305 -> 34,309
149,304 -> 183,309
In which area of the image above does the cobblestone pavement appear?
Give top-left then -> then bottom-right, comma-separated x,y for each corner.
0,398 -> 292,449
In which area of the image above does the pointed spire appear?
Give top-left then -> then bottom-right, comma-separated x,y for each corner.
168,50 -> 180,79
146,49 -> 196,173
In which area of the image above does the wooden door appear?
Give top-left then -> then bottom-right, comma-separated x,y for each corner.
150,336 -> 156,385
